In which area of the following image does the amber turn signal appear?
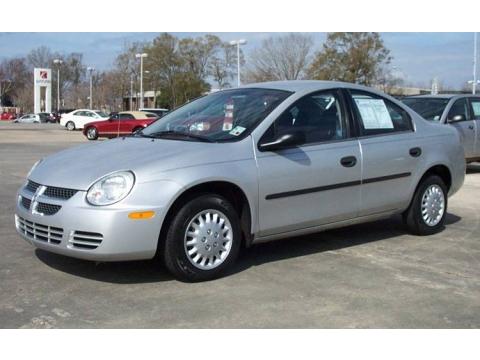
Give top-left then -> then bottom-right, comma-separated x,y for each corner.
128,211 -> 155,220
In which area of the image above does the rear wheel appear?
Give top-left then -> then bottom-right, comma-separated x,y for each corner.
163,194 -> 241,282
403,175 -> 447,235
86,127 -> 98,140
66,121 -> 75,131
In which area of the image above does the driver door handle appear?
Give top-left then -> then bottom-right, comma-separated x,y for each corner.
468,124 -> 474,130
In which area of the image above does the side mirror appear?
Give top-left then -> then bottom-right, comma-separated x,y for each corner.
258,131 -> 306,152
449,114 -> 466,122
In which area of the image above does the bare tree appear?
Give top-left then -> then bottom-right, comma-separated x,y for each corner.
245,33 -> 314,83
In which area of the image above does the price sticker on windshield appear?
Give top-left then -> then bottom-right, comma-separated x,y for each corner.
229,126 -> 246,136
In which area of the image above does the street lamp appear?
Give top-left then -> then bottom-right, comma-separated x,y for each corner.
53,59 -> 63,112
87,67 -> 95,109
135,53 -> 148,110
229,39 -> 247,87
470,32 -> 478,95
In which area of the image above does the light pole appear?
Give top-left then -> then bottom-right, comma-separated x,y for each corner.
130,74 -> 134,111
135,53 -> 148,110
229,39 -> 247,87
53,59 -> 63,112
472,32 -> 478,94
87,67 -> 95,109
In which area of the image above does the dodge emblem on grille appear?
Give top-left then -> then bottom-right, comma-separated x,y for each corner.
31,185 -> 47,215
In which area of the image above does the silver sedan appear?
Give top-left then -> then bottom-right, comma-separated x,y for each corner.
15,81 -> 465,281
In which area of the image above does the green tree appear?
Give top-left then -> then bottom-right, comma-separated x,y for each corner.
307,32 -> 392,86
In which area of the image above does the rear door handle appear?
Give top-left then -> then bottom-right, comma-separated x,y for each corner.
409,147 -> 422,158
468,124 -> 474,130
340,156 -> 357,167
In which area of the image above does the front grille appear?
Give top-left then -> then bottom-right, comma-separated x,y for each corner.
69,231 -> 103,250
16,216 -> 63,244
43,186 -> 77,200
26,180 -> 40,193
36,202 -> 62,216
21,196 -> 31,210
25,180 -> 77,200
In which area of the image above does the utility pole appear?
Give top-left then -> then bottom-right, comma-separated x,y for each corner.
130,74 -> 134,111
474,32 -> 477,95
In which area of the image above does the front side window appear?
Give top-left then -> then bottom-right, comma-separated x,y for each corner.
119,114 -> 135,120
96,111 -> 109,118
448,98 -> 469,121
261,91 -> 347,145
402,97 -> 449,121
141,88 -> 291,142
469,98 -> 480,120
351,91 -> 412,136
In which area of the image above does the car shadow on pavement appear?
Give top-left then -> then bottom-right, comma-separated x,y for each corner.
466,163 -> 480,174
35,213 -> 462,284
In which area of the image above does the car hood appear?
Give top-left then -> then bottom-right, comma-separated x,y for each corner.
29,137 -> 252,190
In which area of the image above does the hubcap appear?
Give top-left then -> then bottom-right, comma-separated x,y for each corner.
67,122 -> 74,130
87,128 -> 96,139
184,209 -> 233,270
421,184 -> 445,227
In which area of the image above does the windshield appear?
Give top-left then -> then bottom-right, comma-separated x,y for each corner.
402,98 -> 450,121
140,88 -> 292,141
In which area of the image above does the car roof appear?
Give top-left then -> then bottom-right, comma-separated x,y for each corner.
241,80 -> 384,93
404,94 -> 478,100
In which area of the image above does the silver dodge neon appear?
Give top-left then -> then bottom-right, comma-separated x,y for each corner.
15,81 -> 465,281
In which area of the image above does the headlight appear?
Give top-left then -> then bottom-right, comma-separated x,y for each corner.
86,171 -> 135,206
27,159 -> 43,178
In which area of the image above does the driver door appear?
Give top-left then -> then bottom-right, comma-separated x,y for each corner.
255,90 -> 361,237
447,98 -> 476,158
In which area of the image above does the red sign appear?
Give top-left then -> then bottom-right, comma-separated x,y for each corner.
40,71 -> 48,79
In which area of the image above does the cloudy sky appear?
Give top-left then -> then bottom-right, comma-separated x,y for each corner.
0,32 -> 476,89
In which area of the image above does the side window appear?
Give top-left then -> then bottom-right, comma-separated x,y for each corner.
120,114 -> 135,120
73,111 -> 83,116
262,91 -> 347,145
448,98 -> 469,121
470,98 -> 480,120
351,91 -> 413,136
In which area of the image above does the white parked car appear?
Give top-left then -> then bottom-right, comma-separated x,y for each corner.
14,114 -> 41,123
60,109 -> 109,130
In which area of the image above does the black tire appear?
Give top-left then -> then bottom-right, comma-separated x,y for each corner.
86,126 -> 98,140
66,121 -> 75,131
403,175 -> 448,236
163,194 -> 241,282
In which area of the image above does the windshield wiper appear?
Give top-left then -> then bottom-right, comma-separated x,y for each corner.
144,130 -> 214,142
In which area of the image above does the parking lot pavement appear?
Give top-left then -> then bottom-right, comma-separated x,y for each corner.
0,123 -> 479,328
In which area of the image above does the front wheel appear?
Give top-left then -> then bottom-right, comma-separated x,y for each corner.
403,175 -> 448,235
163,194 -> 241,282
66,121 -> 75,131
86,127 -> 98,140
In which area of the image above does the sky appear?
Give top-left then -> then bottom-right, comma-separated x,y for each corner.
0,32 -> 476,89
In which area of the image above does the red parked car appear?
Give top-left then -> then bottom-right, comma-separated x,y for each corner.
82,111 -> 158,140
1,111 -> 17,121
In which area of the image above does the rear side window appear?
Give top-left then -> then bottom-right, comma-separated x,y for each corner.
470,98 -> 480,120
350,91 -> 413,136
119,114 -> 135,120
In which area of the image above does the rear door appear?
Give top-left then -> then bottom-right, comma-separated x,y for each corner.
256,89 -> 362,237
468,97 -> 480,157
346,89 -> 420,215
446,98 -> 476,159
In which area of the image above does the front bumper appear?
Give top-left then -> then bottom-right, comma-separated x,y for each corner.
15,183 -> 170,262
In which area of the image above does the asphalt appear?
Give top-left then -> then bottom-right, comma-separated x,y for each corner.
0,122 -> 479,328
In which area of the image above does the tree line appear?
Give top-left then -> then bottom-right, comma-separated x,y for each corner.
0,32 -> 397,112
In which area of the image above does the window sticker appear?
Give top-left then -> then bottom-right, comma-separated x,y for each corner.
229,126 -> 246,136
354,98 -> 394,129
471,102 -> 480,116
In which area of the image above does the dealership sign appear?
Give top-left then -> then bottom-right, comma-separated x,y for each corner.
34,68 -> 52,113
